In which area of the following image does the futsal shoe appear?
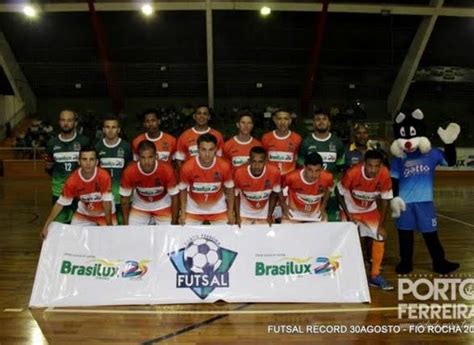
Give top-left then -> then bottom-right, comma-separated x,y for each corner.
395,261 -> 413,274
369,275 -> 394,291
433,260 -> 460,275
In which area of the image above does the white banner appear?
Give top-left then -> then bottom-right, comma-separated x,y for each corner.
437,147 -> 474,170
30,222 -> 370,307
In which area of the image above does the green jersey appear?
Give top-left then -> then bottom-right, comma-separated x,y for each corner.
46,132 -> 90,197
96,138 -> 132,204
298,133 -> 345,174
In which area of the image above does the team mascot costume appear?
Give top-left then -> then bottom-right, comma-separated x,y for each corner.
390,108 -> 460,274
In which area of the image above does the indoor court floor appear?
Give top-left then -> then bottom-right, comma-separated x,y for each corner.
0,174 -> 473,344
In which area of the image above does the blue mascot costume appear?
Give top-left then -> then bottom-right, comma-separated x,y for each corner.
390,108 -> 460,274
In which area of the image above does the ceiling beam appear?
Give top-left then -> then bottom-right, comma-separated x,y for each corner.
0,2 -> 473,17
387,0 -> 444,116
0,31 -> 36,114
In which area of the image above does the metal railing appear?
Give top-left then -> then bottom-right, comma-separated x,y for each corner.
0,147 -> 46,172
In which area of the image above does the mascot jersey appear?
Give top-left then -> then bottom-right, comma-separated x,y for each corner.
390,148 -> 446,203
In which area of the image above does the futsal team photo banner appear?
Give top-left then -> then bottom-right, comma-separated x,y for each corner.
29,222 -> 370,307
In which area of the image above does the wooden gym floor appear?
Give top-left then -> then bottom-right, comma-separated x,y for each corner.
0,174 -> 473,344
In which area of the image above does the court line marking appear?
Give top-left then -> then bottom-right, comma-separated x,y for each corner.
3,308 -> 23,313
142,303 -> 253,344
44,306 -> 399,315
437,213 -> 474,228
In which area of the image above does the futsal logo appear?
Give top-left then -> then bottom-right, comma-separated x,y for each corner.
168,235 -> 238,300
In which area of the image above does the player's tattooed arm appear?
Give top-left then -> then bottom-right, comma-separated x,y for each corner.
41,203 -> 64,239
120,195 -> 131,225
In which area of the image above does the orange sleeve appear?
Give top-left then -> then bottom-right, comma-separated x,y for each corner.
222,160 -> 234,188
261,133 -> 270,150
340,168 -> 354,191
324,171 -> 335,189
62,175 -> 77,199
99,170 -> 112,194
175,132 -> 187,160
179,161 -> 193,187
223,139 -> 232,161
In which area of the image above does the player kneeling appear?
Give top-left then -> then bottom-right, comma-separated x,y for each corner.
336,150 -> 394,290
179,133 -> 235,225
41,146 -> 115,239
282,153 -> 333,223
234,146 -> 285,226
120,140 -> 179,225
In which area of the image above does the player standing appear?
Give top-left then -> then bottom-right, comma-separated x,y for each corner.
179,134 -> 234,225
336,150 -> 393,290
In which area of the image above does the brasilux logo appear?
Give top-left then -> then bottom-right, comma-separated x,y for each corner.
255,254 -> 341,277
168,235 -> 238,300
59,258 -> 150,280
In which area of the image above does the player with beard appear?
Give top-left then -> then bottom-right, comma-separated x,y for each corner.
131,108 -> 177,163
298,109 -> 344,221
44,109 -> 89,223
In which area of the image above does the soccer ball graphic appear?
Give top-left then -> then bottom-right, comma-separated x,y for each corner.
184,238 -> 223,274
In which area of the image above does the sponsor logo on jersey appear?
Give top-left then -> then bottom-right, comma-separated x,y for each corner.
73,142 -> 82,151
243,190 -> 272,202
295,192 -> 322,205
329,143 -> 336,152
157,151 -> 170,161
351,190 -> 379,202
192,182 -> 221,193
79,192 -> 103,203
53,145 -> 62,150
189,145 -> 198,156
318,152 -> 337,163
403,164 -> 430,178
54,151 -> 80,163
137,186 -> 165,197
232,156 -> 249,167
268,151 -> 294,162
100,157 -> 125,169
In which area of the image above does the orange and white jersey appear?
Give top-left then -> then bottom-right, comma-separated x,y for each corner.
337,163 -> 393,214
179,156 -> 234,215
120,161 -> 179,211
175,127 -> 224,161
234,164 -> 281,219
58,167 -> 115,217
284,169 -> 334,221
223,136 -> 262,168
131,132 -> 177,162
261,130 -> 302,176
